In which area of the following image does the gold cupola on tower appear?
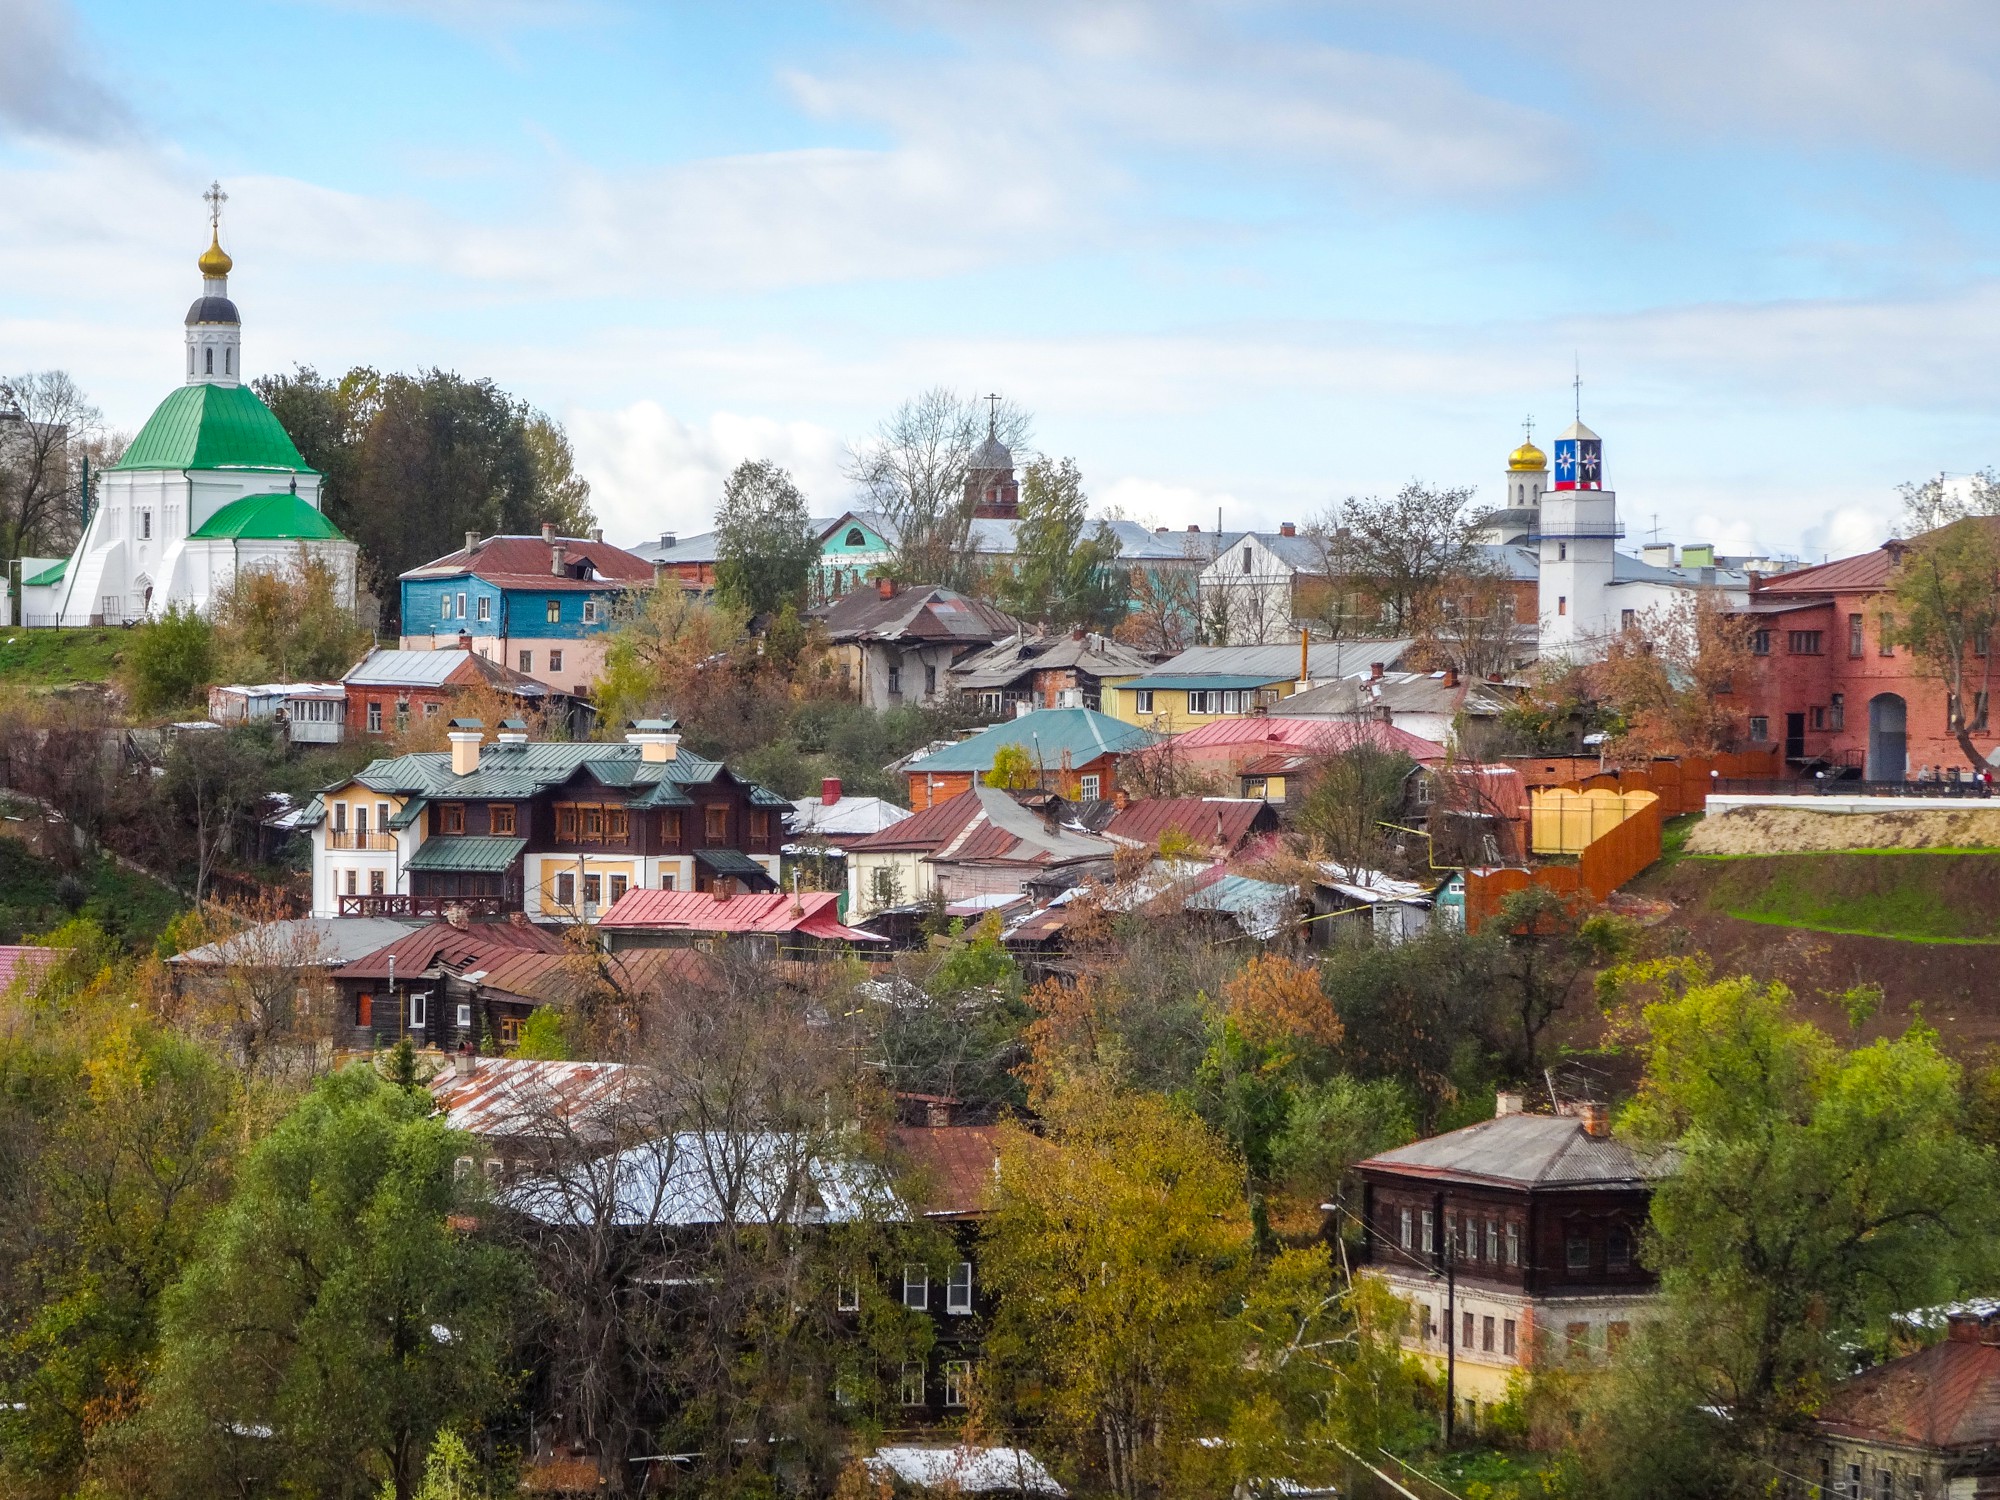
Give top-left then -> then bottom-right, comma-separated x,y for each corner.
198,227 -> 233,280
1508,437 -> 1547,472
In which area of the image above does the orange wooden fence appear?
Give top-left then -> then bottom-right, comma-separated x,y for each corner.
1462,747 -> 1771,930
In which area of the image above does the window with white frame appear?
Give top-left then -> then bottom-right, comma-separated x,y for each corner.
456,1002 -> 472,1030
1421,1209 -> 1434,1254
1134,689 -> 1154,714
837,1270 -> 860,1312
903,1264 -> 928,1310
477,596 -> 491,622
456,592 -> 467,619
946,1261 -> 973,1314
1078,774 -> 1100,801
1399,1207 -> 1412,1250
899,1362 -> 925,1406
583,598 -> 599,624
943,1360 -> 971,1407
441,594 -> 452,620
410,991 -> 426,1028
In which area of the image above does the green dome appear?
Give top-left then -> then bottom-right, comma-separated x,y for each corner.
114,383 -> 315,473
189,492 -> 348,542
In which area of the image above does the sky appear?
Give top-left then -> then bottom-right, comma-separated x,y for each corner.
9,1 -> 2000,563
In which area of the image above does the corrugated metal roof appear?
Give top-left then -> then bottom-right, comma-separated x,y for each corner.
430,1057 -> 638,1140
1171,715 -> 1447,763
1816,1334 -> 2000,1449
842,792 -> 984,852
168,917 -> 420,967
343,648 -> 477,688
334,737 -> 773,808
1149,641 -> 1416,680
1184,875 -> 1296,940
405,835 -> 527,872
1123,673 -> 1288,691
1359,1113 -> 1675,1189
113,382 -> 315,473
903,708 -> 1159,774
692,849 -> 777,883
599,888 -> 884,941
787,794 -> 911,838
1102,797 -> 1275,853
341,918 -> 568,981
402,535 -> 657,588
814,585 -> 1022,644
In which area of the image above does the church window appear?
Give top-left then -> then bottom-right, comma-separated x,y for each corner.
225,347 -> 232,374
140,510 -> 152,540
204,348 -> 213,374
1517,484 -> 1524,502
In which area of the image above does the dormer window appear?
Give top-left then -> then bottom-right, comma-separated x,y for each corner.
846,527 -> 865,547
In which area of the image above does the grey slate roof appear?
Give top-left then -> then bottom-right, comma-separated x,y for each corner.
1145,641 -> 1417,683
168,916 -> 422,967
948,632 -> 1155,693
813,584 -> 1022,644
1359,1113 -> 1676,1191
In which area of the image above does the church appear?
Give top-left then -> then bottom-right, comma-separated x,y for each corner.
33,188 -> 358,628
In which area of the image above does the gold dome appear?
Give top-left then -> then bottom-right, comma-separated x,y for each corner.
1508,440 -> 1547,472
198,229 -> 233,279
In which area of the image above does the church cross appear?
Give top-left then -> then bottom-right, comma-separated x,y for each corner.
1522,415 -> 1534,444
204,180 -> 228,232
985,391 -> 1000,437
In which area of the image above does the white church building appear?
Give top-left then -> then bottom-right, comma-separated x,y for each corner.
34,191 -> 358,627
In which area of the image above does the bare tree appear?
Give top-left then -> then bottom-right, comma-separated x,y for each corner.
1115,556 -> 1203,656
171,894 -> 338,1086
1333,482 -> 1483,635
847,388 -> 1031,591
0,371 -> 108,561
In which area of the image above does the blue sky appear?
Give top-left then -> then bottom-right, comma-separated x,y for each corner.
10,0 -> 2000,560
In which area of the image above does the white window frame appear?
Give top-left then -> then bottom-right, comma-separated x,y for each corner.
441,594 -> 452,620
583,598 -> 598,624
946,1261 -> 973,1314
1078,774 -> 1100,801
1399,1207 -> 1412,1250
903,1263 -> 928,1311
899,1361 -> 925,1407
477,595 -> 491,622
456,1002 -> 472,1029
456,592 -> 467,619
943,1359 -> 971,1408
837,1270 -> 860,1313
410,991 -> 426,1028
1134,689 -> 1153,714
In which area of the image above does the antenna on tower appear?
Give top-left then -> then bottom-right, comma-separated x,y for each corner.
1648,513 -> 1663,543
1572,354 -> 1582,421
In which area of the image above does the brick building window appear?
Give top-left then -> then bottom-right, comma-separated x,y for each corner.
1506,1223 -> 1520,1266
1482,1315 -> 1495,1353
1849,613 -> 1865,657
1503,1318 -> 1517,1357
1788,630 -> 1823,655
1566,1322 -> 1590,1360
1879,614 -> 1896,656
1830,693 -> 1845,730
1751,629 -> 1771,655
368,700 -> 382,732
1749,716 -> 1769,741
1811,706 -> 1826,731
1463,1310 -> 1474,1348
1567,1233 -> 1591,1271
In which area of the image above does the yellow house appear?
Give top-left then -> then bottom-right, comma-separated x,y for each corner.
1103,642 -> 1414,732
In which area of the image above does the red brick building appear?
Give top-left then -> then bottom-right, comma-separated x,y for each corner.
1738,527 -> 2000,779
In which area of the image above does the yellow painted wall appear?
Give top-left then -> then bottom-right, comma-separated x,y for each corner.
535,856 -> 637,916
1103,681 -> 1292,729
1530,788 -> 1659,855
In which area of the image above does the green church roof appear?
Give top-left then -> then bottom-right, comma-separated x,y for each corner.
189,492 -> 348,542
20,558 -> 67,589
114,383 -> 315,473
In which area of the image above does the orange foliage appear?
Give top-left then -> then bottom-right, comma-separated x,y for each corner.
1020,973 -> 1127,1100
1222,954 -> 1343,1053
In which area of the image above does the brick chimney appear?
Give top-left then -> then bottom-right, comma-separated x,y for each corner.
465,528 -> 480,555
1187,523 -> 1201,533
877,577 -> 894,600
1370,661 -> 1385,681
1444,666 -> 1459,688
542,523 -> 557,544
925,1098 -> 955,1128
457,630 -> 473,652
1279,521 -> 1296,537
590,526 -> 603,543
1578,1101 -> 1611,1139
821,777 -> 842,806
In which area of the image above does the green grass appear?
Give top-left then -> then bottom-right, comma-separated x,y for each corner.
0,836 -> 184,950
0,627 -> 127,686
1670,850 -> 2000,944
1657,811 -> 1704,866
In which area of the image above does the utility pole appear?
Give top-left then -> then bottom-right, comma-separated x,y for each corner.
1436,1187 -> 1457,1446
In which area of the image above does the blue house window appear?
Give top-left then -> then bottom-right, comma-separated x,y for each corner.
477,596 -> 491,623
546,600 -> 561,624
440,595 -> 451,620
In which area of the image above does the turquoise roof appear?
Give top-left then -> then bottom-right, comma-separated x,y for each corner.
907,708 -> 1161,775
189,492 -> 347,542
114,383 -> 315,473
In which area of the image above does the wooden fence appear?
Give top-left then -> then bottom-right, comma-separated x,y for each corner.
1462,747 -> 1773,930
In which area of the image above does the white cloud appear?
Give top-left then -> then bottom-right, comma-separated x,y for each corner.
1799,504 -> 1893,562
563,403 -> 854,548
1096,475 -> 1242,529
0,0 -> 131,142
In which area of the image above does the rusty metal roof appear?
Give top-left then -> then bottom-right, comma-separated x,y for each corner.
1359,1113 -> 1676,1191
429,1057 -> 639,1140
340,919 -> 567,981
890,1124 -> 1003,1218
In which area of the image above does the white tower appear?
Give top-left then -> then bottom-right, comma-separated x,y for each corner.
1537,418 -> 1620,656
185,181 -> 242,387
1505,421 -> 1549,511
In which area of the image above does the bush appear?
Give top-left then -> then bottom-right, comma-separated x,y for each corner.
122,605 -> 217,716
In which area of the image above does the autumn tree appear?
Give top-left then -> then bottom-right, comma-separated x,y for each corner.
984,743 -> 1038,790
1115,557 -> 1204,656
713,458 -> 819,617
849,388 -> 1031,590
1885,518 -> 2000,771
1321,482 -> 1484,635
0,370 -> 114,560
122,605 -> 219,717
1290,730 -> 1417,877
998,457 -> 1127,631
1596,590 -> 1753,759
212,543 -> 374,682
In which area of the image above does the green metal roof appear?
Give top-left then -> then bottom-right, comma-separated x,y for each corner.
113,383 -> 316,473
336,740 -> 766,810
905,708 -> 1161,775
189,491 -> 348,541
20,558 -> 66,588
386,798 -> 428,830
405,835 -> 527,873
694,849 -> 777,882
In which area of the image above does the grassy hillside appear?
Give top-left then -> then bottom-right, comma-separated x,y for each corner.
1658,850 -> 2000,944
0,836 -> 184,949
0,627 -> 127,686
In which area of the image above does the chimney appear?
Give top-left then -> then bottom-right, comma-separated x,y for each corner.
443,902 -> 470,930
496,718 -> 528,745
550,543 -> 567,577
925,1098 -> 954,1128
1578,1101 -> 1611,1139
591,527 -> 603,544
625,718 -> 681,762
1444,666 -> 1459,688
1154,525 -> 1168,534
453,1049 -> 477,1078
447,721 -> 484,776
712,882 -> 733,902
465,528 -> 479,555
1279,521 -> 1296,537
457,630 -> 473,652
652,561 -> 666,585
659,531 -> 676,550
877,577 -> 894,600
1187,523 -> 1201,533
821,777 -> 842,807
542,523 -> 557,544
1370,661 -> 1384,681
1495,1090 -> 1524,1117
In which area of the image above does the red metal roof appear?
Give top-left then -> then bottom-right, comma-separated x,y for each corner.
1103,797 -> 1275,853
596,888 -> 885,941
0,946 -> 55,992
842,792 -> 985,853
889,1124 -> 1003,1217
463,946 -> 713,1003
405,535 -> 658,592
1169,715 -> 1446,762
1818,1332 -> 2000,1450
341,919 -> 567,981
1755,547 -> 1895,596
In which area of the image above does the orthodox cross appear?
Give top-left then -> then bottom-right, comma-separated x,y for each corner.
984,391 -> 1001,437
1522,415 -> 1535,445
204,180 -> 228,232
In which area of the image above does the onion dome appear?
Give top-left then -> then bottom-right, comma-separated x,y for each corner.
1508,439 -> 1547,472
198,227 -> 233,279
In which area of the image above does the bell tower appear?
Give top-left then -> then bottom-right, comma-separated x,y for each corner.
185,181 -> 242,387
1505,418 -> 1548,510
